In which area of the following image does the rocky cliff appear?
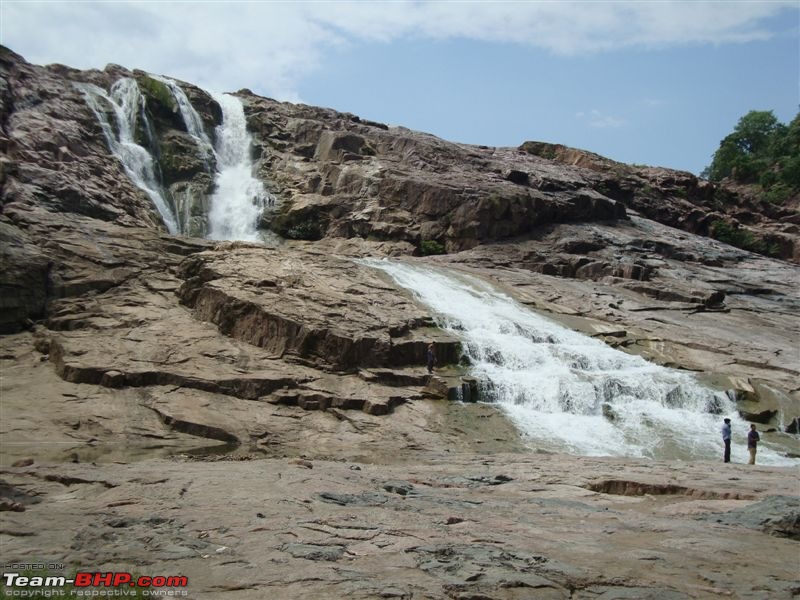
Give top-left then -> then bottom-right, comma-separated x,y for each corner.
1,46 -> 799,599
2,45 -> 797,413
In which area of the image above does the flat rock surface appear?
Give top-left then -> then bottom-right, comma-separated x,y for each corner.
1,452 -> 797,599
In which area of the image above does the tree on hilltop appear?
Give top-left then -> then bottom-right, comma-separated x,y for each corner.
702,109 -> 800,203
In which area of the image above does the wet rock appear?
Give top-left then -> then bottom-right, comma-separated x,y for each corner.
738,409 -> 778,424
460,376 -> 480,403
601,403 -> 616,422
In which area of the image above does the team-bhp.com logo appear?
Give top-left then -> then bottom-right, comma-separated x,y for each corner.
2,572 -> 188,597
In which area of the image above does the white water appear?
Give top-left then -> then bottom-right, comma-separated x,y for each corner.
366,259 -> 795,465
152,75 -> 214,160
76,80 -> 179,234
207,92 -> 266,242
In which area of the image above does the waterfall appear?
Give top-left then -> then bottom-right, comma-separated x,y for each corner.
365,259 -> 794,465
152,75 -> 214,160
207,92 -> 266,242
76,80 -> 179,234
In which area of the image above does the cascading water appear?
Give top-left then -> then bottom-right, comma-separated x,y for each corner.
76,80 -> 179,234
152,75 -> 214,160
365,259 -> 794,465
207,92 -> 266,242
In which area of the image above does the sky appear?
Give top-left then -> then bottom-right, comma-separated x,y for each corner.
2,1 -> 798,175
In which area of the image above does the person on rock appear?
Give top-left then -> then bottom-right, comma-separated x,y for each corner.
747,424 -> 760,465
721,418 -> 732,463
426,342 -> 436,375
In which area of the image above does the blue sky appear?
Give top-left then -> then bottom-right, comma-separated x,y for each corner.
2,1 -> 798,175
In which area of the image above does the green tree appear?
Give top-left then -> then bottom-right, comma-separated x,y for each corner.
703,109 -> 800,203
730,110 -> 780,155
703,111 -> 781,182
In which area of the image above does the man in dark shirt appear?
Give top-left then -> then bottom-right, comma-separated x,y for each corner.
747,424 -> 760,465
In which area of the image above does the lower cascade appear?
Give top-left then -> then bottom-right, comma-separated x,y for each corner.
366,259 -> 794,465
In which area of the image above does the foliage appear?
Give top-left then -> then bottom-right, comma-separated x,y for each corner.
702,110 -> 800,203
519,141 -> 557,160
285,220 -> 322,241
710,220 -> 780,257
420,239 -> 446,255
271,202 -> 324,241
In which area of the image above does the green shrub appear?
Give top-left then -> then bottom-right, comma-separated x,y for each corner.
710,220 -> 780,257
759,170 -> 779,188
420,239 -> 446,255
285,220 -> 322,241
780,155 -> 800,187
762,182 -> 793,204
519,141 -> 556,160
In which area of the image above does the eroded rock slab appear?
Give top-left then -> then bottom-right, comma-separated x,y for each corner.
0,454 -> 797,599
176,243 -> 461,371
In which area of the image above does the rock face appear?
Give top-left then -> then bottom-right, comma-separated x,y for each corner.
519,141 -> 800,262
246,98 -> 627,252
2,44 -> 798,427
1,47 -> 799,599
1,44 -> 798,426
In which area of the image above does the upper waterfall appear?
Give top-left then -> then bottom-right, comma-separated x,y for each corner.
76,79 -> 179,234
207,92 -> 266,242
365,259 -> 794,465
152,74 -> 214,160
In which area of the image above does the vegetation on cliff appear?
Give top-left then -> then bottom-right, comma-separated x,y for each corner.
702,110 -> 800,204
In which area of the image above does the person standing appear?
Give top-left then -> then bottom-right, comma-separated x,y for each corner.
721,418 -> 732,463
747,424 -> 760,465
426,342 -> 436,374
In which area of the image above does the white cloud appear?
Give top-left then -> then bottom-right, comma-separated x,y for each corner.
1,1 -> 795,100
576,109 -> 625,128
